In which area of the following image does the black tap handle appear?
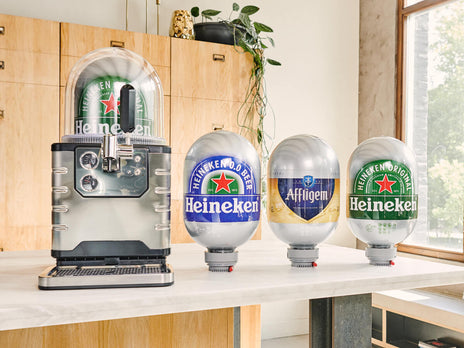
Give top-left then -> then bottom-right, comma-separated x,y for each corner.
120,84 -> 135,133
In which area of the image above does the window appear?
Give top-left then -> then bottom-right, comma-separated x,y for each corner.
398,0 -> 464,261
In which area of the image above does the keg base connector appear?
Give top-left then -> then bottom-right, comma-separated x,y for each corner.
287,247 -> 319,268
366,245 -> 396,266
205,250 -> 238,272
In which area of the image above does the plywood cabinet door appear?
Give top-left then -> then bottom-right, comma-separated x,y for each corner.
0,83 -> 59,251
170,38 -> 260,244
0,14 -> 59,54
0,15 -> 59,251
171,38 -> 253,102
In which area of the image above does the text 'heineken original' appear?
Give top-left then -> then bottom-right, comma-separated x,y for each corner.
38,47 -> 173,289
347,136 -> 418,266
183,131 -> 261,272
268,135 -> 340,267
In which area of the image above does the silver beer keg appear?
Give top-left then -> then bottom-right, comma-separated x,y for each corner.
347,137 -> 418,265
268,135 -> 340,267
183,130 -> 261,272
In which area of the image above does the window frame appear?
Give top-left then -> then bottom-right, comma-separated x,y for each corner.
396,0 -> 464,262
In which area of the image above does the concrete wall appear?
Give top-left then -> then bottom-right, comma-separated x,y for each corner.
0,0 -> 360,340
358,0 -> 397,142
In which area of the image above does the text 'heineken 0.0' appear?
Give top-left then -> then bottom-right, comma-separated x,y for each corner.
347,137 -> 418,266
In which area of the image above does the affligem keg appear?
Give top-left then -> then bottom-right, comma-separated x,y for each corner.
347,136 -> 418,265
268,135 -> 340,267
183,130 -> 261,272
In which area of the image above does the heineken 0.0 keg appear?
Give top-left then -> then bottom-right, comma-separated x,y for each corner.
268,135 -> 340,267
347,137 -> 418,265
183,130 -> 261,272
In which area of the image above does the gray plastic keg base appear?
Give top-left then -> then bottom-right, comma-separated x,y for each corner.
205,250 -> 238,272
287,247 -> 319,268
365,246 -> 396,266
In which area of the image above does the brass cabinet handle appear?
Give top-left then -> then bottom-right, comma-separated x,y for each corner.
0,109 -> 4,120
213,54 -> 225,62
0,26 -> 4,35
212,123 -> 224,131
111,40 -> 125,48
0,61 -> 4,70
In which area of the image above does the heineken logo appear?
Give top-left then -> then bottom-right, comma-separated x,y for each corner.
185,155 -> 260,223
354,160 -> 413,193
100,93 -> 120,115
210,172 -> 236,194
375,174 -> 396,193
349,160 -> 417,220
76,75 -> 152,136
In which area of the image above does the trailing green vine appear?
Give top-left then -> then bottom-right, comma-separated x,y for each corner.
191,3 -> 281,157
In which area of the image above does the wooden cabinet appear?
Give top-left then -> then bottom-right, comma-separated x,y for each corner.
0,14 -> 59,251
170,38 -> 260,244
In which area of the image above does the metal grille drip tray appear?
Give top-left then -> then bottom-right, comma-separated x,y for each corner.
38,264 -> 174,290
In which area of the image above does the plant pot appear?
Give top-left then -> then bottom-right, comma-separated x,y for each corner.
194,22 -> 238,45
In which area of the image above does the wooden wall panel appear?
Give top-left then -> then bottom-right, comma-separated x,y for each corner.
172,308 -> 233,348
169,97 -> 261,244
43,321 -> 103,348
60,23 -> 170,67
0,50 -> 59,86
0,15 -> 59,252
0,83 -> 59,251
0,309 -> 234,348
171,38 -> 253,102
0,14 -> 59,54
170,97 -> 252,154
240,305 -> 261,348
171,199 -> 194,244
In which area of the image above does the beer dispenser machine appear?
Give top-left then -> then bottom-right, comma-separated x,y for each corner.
39,47 -> 173,289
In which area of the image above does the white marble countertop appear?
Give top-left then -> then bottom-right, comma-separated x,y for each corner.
1,240 -> 464,331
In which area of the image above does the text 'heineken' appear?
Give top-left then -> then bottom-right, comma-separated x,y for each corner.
183,131 -> 261,272
268,135 -> 340,267
347,137 -> 418,266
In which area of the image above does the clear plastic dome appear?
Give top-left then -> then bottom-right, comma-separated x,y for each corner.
63,47 -> 165,145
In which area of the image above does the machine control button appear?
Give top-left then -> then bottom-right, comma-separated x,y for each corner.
81,175 -> 99,192
80,151 -> 99,169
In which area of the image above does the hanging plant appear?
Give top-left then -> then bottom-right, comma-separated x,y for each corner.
191,3 -> 281,157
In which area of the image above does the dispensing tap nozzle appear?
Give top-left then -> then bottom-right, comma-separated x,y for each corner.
101,84 -> 136,173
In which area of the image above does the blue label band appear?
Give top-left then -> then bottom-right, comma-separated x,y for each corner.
185,155 -> 260,223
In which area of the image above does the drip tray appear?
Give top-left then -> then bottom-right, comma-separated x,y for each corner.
38,264 -> 174,290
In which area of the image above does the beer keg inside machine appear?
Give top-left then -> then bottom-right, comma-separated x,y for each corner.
38,48 -> 173,289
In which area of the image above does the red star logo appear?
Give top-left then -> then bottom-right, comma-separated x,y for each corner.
375,174 -> 396,193
100,93 -> 120,115
211,172 -> 235,193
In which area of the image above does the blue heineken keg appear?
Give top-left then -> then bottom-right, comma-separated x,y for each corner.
183,130 -> 261,272
347,137 -> 418,265
268,135 -> 340,267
